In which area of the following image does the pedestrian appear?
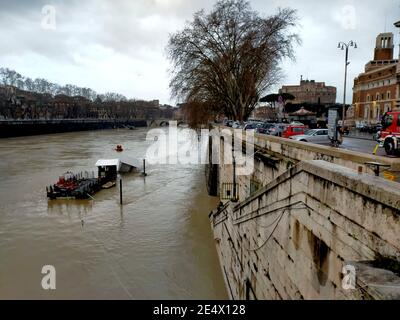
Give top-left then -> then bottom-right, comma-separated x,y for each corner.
337,126 -> 344,145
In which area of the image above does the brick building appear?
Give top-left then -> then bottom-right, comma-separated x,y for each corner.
279,78 -> 337,105
251,106 -> 276,120
350,24 -> 400,124
0,85 -> 174,121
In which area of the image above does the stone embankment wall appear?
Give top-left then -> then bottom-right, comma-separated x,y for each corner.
0,119 -> 148,138
208,128 -> 400,300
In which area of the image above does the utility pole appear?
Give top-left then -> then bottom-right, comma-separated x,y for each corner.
119,176 -> 123,205
142,159 -> 147,177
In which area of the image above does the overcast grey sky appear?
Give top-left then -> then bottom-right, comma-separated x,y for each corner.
0,0 -> 399,105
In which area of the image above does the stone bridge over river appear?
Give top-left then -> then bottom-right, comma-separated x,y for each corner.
207,126 -> 400,300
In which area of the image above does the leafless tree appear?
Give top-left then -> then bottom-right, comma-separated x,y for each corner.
167,0 -> 300,122
182,101 -> 218,128
0,67 -> 129,103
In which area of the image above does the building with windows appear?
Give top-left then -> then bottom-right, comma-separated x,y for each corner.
350,24 -> 400,124
279,78 -> 337,105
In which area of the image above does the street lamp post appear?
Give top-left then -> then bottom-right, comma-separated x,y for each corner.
337,40 -> 357,126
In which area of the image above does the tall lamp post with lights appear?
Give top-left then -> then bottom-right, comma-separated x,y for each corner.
337,40 -> 357,126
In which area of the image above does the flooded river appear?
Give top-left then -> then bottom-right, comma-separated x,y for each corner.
0,128 -> 227,299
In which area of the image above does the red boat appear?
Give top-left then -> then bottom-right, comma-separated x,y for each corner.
115,145 -> 124,152
46,171 -> 100,200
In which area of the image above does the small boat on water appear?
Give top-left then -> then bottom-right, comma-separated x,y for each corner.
115,145 -> 124,152
46,171 -> 100,200
47,157 -> 140,200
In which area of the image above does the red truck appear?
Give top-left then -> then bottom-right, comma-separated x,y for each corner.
282,124 -> 307,139
379,111 -> 400,156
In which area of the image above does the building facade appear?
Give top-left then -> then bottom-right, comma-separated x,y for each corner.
0,85 -> 173,120
279,78 -> 337,105
250,106 -> 276,120
350,24 -> 400,123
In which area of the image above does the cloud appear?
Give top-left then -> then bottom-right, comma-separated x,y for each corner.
0,0 -> 398,104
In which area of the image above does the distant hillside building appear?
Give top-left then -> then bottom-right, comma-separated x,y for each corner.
279,78 -> 337,105
350,26 -> 400,123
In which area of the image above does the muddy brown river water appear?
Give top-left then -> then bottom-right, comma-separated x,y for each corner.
0,128 -> 227,299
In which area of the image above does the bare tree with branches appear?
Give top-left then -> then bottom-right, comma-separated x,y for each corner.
167,0 -> 300,122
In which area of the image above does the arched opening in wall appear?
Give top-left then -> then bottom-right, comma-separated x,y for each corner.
307,228 -> 330,286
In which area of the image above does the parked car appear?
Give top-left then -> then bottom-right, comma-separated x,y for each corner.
232,121 -> 242,129
289,129 -> 329,144
244,122 -> 263,130
257,123 -> 275,134
222,118 -> 230,126
356,121 -> 367,129
267,124 -> 288,136
359,123 -> 380,134
226,120 -> 233,127
282,124 -> 307,138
